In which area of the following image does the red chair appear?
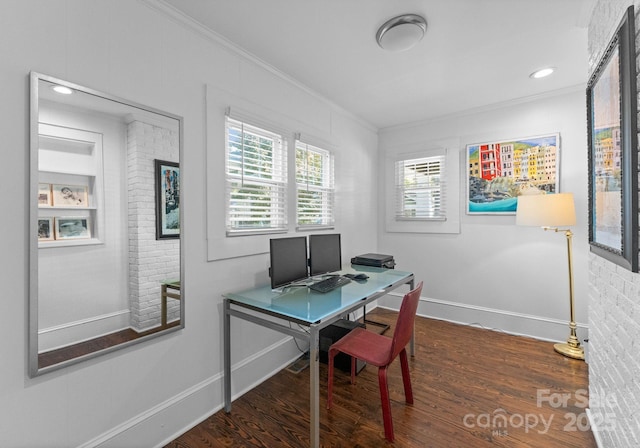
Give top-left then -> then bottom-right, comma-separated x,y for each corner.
327,281 -> 423,442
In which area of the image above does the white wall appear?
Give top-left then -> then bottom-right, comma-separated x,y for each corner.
0,1 -> 378,447
378,87 -> 590,343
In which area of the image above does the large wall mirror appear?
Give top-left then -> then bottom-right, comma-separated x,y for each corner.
29,72 -> 184,376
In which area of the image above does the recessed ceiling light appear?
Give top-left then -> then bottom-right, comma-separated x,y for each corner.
376,14 -> 427,52
530,67 -> 555,79
52,85 -> 73,95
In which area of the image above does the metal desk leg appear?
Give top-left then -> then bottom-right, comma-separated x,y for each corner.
309,324 -> 320,448
409,278 -> 415,357
161,284 -> 167,327
224,299 -> 232,412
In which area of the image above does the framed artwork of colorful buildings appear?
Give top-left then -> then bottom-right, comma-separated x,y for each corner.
466,134 -> 560,214
586,5 -> 638,272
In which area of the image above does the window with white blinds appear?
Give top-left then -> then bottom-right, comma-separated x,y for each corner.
395,155 -> 446,220
225,117 -> 288,235
296,141 -> 335,228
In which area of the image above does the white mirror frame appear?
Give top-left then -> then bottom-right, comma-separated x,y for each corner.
29,72 -> 185,376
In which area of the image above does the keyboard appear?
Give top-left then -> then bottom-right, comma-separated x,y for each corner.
308,276 -> 351,293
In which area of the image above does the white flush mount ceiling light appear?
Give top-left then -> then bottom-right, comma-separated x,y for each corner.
51,85 -> 73,94
530,67 -> 555,79
376,14 -> 427,52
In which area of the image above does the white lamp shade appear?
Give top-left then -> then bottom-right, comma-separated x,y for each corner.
516,193 -> 576,227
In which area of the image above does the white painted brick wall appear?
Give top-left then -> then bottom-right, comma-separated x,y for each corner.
589,3 -> 640,446
127,120 -> 180,331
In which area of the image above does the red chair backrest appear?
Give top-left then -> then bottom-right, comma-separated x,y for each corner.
388,281 -> 423,363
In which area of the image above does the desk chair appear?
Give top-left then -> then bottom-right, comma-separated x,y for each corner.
326,281 -> 423,442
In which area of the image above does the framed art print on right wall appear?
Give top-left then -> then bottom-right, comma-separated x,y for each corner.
466,133 -> 560,215
587,5 -> 638,272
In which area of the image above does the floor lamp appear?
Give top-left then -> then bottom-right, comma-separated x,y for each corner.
516,193 -> 585,360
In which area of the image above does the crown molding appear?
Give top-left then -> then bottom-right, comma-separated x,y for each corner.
139,0 -> 377,133
380,84 -> 586,134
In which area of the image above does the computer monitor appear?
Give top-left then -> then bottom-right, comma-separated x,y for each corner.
309,233 -> 342,276
269,236 -> 309,289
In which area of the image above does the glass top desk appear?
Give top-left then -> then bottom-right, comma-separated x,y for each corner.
223,266 -> 415,448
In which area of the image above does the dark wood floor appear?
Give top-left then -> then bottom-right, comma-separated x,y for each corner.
38,321 -> 181,369
166,310 -> 596,447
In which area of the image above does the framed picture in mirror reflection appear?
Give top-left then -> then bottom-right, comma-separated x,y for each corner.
155,159 -> 180,239
38,183 -> 52,206
38,218 -> 54,241
55,217 -> 91,240
52,184 -> 88,207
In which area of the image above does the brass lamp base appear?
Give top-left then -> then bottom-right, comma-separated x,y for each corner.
554,342 -> 585,360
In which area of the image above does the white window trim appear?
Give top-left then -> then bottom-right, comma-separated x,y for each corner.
205,85 -> 341,261
385,145 -> 460,234
395,154 -> 446,222
295,139 -> 335,230
225,115 -> 288,236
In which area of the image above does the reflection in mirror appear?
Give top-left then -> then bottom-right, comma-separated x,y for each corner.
29,72 -> 184,376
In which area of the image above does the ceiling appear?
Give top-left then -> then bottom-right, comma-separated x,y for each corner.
163,0 -> 595,129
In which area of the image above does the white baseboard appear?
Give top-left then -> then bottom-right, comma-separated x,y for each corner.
378,292 -> 588,343
38,309 -> 131,352
79,336 -> 303,448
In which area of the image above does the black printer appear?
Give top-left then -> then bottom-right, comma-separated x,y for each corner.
350,253 -> 395,269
